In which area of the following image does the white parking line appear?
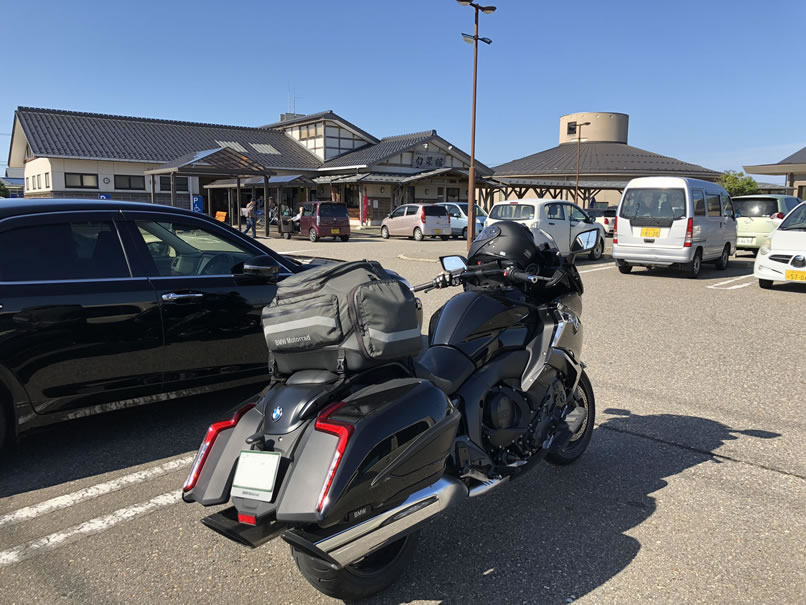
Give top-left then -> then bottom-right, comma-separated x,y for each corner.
0,455 -> 192,528
707,274 -> 755,290
397,254 -> 439,263
0,490 -> 181,568
281,249 -> 316,255
579,263 -> 615,274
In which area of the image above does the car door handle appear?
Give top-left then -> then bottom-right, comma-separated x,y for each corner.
548,222 -> 555,225
162,292 -> 204,302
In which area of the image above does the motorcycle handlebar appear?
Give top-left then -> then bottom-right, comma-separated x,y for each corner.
411,266 -> 547,294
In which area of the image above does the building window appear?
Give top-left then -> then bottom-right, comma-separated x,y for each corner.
115,175 -> 146,190
37,174 -> 41,189
25,177 -> 29,190
65,173 -> 99,189
45,173 -> 50,188
159,176 -> 189,192
299,123 -> 321,140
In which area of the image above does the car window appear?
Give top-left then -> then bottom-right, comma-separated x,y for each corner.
779,204 -> 806,230
545,203 -> 566,221
732,198 -> 777,217
489,203 -> 535,220
135,220 -> 257,277
568,205 -> 587,222
621,188 -> 687,219
721,194 -> 734,218
423,205 -> 447,216
706,193 -> 721,216
0,220 -> 129,282
446,205 -> 461,218
318,203 -> 348,217
390,206 -> 406,219
785,198 -> 800,212
302,205 -> 314,217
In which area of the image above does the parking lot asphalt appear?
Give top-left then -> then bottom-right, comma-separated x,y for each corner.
1,236 -> 805,604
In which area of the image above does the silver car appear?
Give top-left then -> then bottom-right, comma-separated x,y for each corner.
436,202 -> 487,239
381,204 -> 451,241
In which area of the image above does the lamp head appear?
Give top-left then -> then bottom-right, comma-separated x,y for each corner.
456,0 -> 472,5
480,5 -> 497,13
461,33 -> 475,44
479,37 -> 492,45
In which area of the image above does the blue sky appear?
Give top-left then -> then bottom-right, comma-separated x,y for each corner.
2,0 -> 804,183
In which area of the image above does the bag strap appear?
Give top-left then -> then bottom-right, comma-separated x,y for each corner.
336,348 -> 346,375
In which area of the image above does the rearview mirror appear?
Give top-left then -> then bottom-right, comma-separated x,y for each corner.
571,229 -> 598,254
440,255 -> 468,273
241,255 -> 280,282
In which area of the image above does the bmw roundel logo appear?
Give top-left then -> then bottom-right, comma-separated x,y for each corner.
271,406 -> 283,422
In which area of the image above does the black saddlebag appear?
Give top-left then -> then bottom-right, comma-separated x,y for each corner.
262,260 -> 422,375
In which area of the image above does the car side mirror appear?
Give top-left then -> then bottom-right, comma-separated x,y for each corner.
239,255 -> 280,282
440,255 -> 468,273
571,229 -> 598,254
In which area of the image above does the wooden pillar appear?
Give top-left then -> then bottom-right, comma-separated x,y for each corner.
150,175 -> 155,204
170,172 -> 176,207
236,177 -> 242,231
227,188 -> 232,226
263,176 -> 270,238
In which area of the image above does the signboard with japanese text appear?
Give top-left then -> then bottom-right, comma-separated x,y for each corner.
412,152 -> 446,170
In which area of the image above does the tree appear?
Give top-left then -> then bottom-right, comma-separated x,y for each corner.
718,170 -> 759,197
0,181 -> 8,198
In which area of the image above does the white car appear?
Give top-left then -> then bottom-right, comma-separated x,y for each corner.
486,199 -> 606,260
754,201 -> 806,289
586,206 -> 617,236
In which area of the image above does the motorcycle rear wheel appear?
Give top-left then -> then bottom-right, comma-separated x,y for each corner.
291,531 -> 419,600
546,371 -> 595,465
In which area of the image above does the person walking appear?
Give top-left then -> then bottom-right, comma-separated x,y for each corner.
242,197 -> 257,237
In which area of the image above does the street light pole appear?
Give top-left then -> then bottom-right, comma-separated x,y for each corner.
573,120 -> 590,207
458,1 -> 495,252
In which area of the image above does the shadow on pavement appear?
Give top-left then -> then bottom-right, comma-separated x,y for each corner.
0,385 -> 259,497
622,258 -> 754,280
370,410 -> 779,605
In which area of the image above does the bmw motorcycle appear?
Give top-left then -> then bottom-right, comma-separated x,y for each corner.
182,223 -> 600,600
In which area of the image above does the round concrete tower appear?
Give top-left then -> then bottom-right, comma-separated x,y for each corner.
559,112 -> 629,144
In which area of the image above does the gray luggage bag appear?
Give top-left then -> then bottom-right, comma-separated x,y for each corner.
262,260 -> 422,375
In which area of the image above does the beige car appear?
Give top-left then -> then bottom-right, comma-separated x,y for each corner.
381,204 -> 451,241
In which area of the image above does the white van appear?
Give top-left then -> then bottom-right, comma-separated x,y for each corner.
613,177 -> 737,278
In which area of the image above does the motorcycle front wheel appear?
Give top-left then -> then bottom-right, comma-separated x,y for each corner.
291,531 -> 419,600
546,370 -> 595,465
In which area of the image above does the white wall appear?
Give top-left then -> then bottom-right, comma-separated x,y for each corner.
23,157 -> 52,194
43,158 -> 198,195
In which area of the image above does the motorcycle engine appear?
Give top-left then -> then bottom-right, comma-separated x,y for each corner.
483,390 -> 520,429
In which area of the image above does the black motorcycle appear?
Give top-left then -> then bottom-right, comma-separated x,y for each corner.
182,223 -> 600,600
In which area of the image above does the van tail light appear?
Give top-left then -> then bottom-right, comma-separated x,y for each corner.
183,402 -> 257,492
613,216 -> 618,244
770,212 -> 784,220
604,217 -> 609,225
315,401 -> 354,514
684,218 -> 693,247
420,207 -> 426,222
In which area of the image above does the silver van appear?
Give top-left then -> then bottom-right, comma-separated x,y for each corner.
613,177 -> 737,278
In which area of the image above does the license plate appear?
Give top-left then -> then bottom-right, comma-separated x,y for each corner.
231,451 -> 281,503
786,270 -> 806,282
433,229 -> 441,234
641,227 -> 661,238
330,228 -> 340,234
738,237 -> 754,245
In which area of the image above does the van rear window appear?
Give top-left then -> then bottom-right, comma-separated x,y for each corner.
318,203 -> 348,217
489,204 -> 535,220
732,199 -> 777,217
423,205 -> 447,216
620,189 -> 686,220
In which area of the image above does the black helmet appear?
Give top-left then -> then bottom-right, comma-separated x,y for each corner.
468,221 -> 539,269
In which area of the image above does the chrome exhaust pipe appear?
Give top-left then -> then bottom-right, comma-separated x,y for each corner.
313,476 -> 467,567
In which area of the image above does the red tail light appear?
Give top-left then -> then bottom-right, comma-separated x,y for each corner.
613,216 -> 618,244
771,212 -> 784,220
183,402 -> 256,492
420,207 -> 426,222
237,513 -> 257,526
684,217 -> 693,248
314,401 -> 354,513
604,217 -> 609,225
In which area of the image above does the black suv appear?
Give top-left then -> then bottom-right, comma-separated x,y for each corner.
0,199 -> 300,450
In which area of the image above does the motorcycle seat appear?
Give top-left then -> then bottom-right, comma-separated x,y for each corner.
414,345 -> 476,394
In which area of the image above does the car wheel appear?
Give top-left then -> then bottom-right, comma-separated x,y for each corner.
413,227 -> 424,241
588,236 -> 604,260
462,227 -> 467,240
715,244 -> 730,270
309,228 -> 320,243
685,249 -> 702,278
617,260 -> 632,274
381,226 -> 390,239
758,279 -> 773,289
339,235 -> 350,242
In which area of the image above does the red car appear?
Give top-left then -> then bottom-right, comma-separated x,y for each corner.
300,202 -> 351,242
